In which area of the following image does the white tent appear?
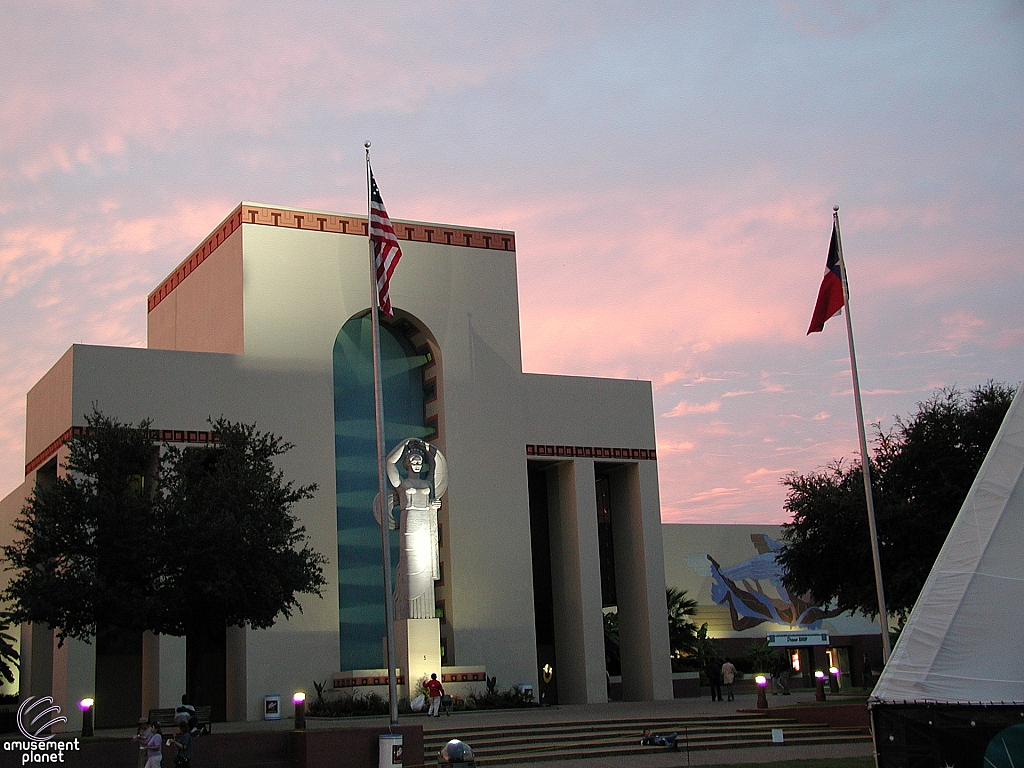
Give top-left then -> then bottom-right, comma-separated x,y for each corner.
871,383 -> 1024,705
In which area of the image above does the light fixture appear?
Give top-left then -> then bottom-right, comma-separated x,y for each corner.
79,698 -> 95,737
293,691 -> 306,730
755,675 -> 768,709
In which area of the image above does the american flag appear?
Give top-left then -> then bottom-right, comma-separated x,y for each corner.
369,171 -> 403,317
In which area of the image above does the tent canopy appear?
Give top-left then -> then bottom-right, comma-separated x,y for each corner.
871,383 -> 1024,705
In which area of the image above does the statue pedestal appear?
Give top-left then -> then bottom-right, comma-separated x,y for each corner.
395,618 -> 441,699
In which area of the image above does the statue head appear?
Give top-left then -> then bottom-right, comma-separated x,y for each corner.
403,442 -> 428,475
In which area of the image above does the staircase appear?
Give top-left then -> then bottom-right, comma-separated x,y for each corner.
422,711 -> 869,765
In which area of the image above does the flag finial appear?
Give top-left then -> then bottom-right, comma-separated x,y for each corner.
364,140 -> 371,149
833,205 -> 839,213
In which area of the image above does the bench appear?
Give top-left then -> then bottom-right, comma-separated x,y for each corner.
147,706 -> 213,734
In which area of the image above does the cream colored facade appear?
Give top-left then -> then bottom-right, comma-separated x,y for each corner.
0,203 -> 672,725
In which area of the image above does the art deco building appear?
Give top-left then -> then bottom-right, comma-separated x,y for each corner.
0,203 -> 672,725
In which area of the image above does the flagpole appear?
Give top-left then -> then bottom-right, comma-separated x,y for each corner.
834,205 -> 892,663
366,141 -> 400,724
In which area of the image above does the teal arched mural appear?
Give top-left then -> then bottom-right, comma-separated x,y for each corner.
334,313 -> 436,671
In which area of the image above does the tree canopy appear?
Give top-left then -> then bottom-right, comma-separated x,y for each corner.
0,612 -> 19,684
1,411 -> 327,645
778,381 -> 1016,620
2,412 -> 162,642
154,418 -> 326,637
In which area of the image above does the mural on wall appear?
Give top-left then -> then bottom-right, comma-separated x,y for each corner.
687,534 -> 843,631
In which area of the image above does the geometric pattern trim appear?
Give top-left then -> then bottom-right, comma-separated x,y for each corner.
148,207 -> 243,313
332,671 -> 486,688
332,674 -> 406,689
26,426 -> 220,476
440,671 -> 487,684
148,203 -> 517,314
526,444 -> 657,461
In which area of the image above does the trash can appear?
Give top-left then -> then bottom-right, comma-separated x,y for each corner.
379,732 -> 403,768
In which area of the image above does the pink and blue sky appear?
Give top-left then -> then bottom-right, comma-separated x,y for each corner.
2,1 -> 1022,523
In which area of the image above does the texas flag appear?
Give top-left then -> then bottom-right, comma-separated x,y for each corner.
807,222 -> 844,334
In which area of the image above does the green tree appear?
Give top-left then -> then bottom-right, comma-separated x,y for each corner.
154,418 -> 326,637
2,411 -> 162,644
2,413 -> 327,658
154,419 -> 327,711
744,640 -> 783,676
778,381 -> 1016,619
0,612 -> 19,684
666,587 -> 698,671
689,623 -> 722,678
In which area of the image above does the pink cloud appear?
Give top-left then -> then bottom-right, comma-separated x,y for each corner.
996,328 -> 1024,349
655,440 -> 696,455
662,400 -> 721,418
941,311 -> 985,343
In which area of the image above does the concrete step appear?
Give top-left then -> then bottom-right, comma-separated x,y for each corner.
456,733 -> 871,766
421,712 -> 869,765
422,712 -> 770,736
424,722 -> 858,750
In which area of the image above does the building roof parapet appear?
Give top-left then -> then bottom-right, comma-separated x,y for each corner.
147,202 -> 516,313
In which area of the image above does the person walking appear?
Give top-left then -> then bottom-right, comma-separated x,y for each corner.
706,658 -> 723,702
166,721 -> 194,767
133,718 -> 151,768
721,658 -> 737,702
862,654 -> 874,689
144,722 -> 164,768
425,673 -> 445,717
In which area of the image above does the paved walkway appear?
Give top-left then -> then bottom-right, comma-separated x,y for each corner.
7,690 -> 875,766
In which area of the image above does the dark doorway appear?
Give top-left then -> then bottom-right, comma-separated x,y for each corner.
95,626 -> 143,727
527,461 -> 558,705
187,624 -> 227,722
595,474 -> 617,608
595,472 -> 620,680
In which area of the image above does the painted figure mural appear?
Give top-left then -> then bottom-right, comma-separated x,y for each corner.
689,534 -> 842,631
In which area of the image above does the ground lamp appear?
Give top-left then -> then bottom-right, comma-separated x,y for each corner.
79,698 -> 94,737
814,670 -> 827,702
754,675 -> 768,709
829,665 -> 841,694
293,691 -> 306,730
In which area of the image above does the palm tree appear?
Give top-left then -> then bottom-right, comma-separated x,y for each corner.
666,587 -> 699,670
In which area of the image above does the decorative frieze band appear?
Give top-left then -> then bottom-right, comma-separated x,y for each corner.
26,426 -> 220,476
148,203 -> 516,313
333,674 -> 406,689
526,444 -> 657,461
148,207 -> 243,313
331,671 -> 484,689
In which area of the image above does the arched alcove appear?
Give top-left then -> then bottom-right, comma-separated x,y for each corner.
333,310 -> 443,671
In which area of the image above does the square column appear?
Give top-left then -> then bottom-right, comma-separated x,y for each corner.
395,618 -> 441,699
546,459 -> 607,704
